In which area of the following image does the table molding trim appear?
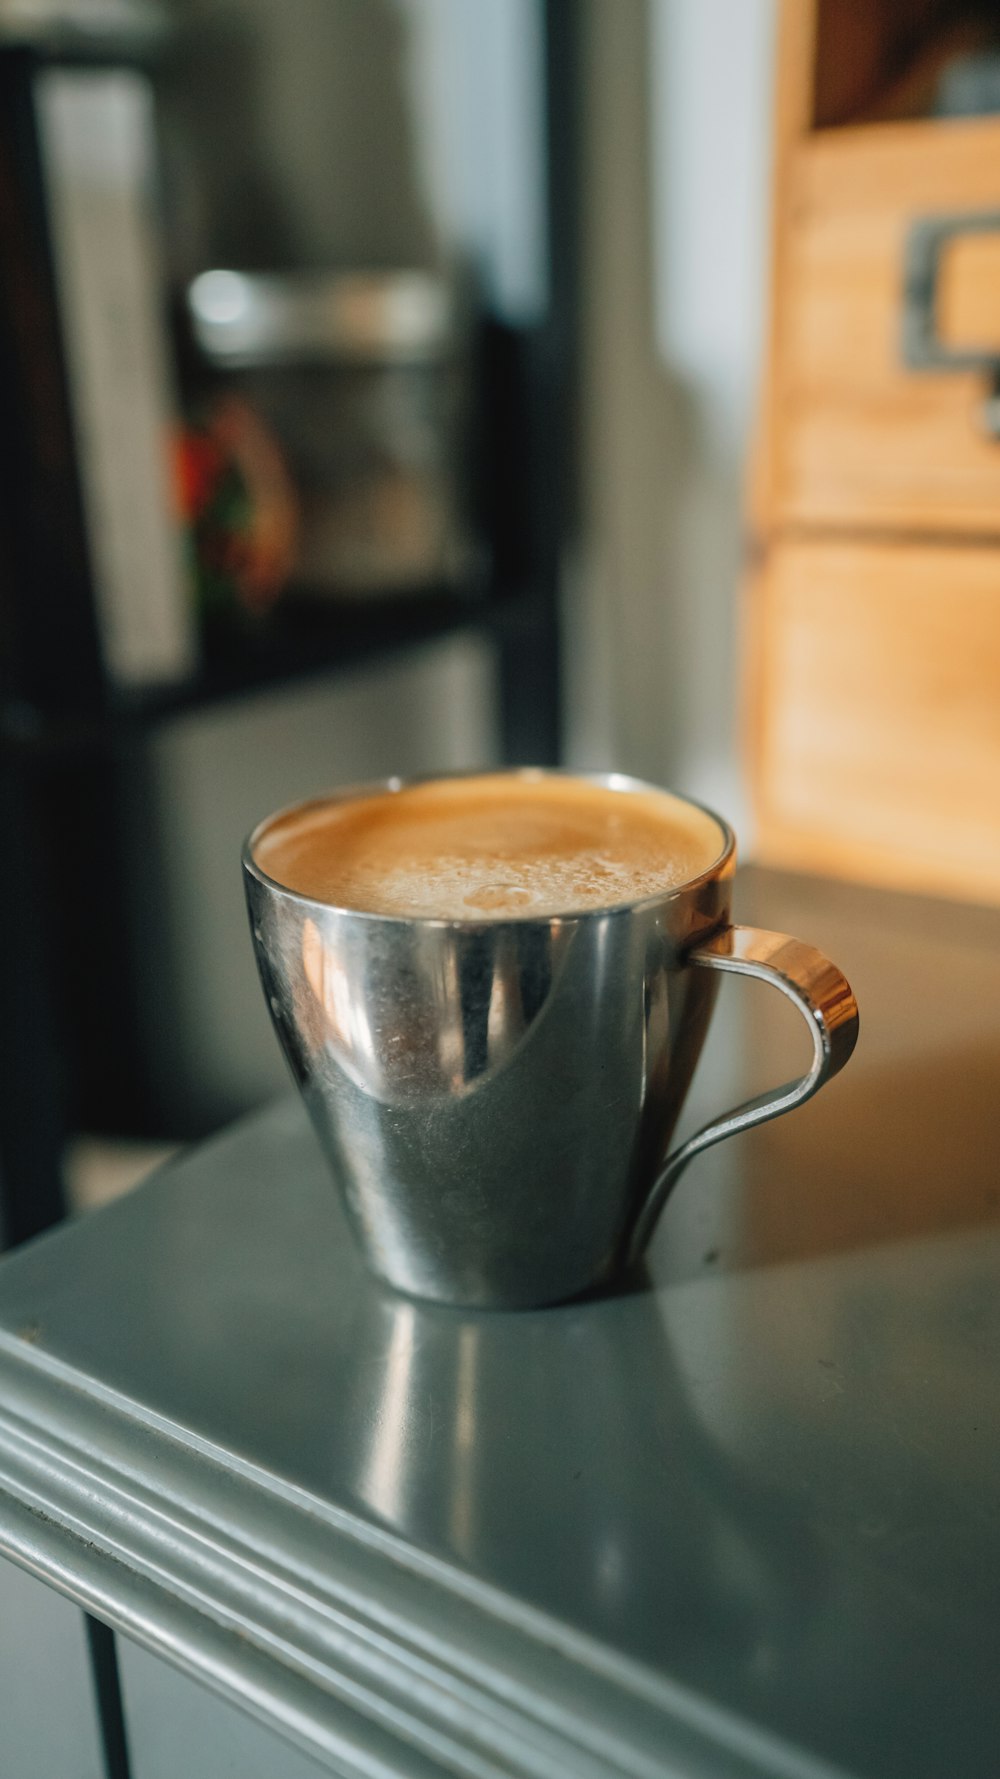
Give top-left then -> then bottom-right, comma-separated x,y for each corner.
0,1332 -> 848,1779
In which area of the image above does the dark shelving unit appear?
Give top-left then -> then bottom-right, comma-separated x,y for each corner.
0,0 -> 580,1248
1,582 -> 544,750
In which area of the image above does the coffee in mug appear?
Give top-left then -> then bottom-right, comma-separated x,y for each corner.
252,772 -> 725,919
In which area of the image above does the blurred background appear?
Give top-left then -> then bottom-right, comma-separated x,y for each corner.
3,0 -> 1000,1243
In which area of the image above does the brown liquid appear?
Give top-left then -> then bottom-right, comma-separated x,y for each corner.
254,774 -> 725,919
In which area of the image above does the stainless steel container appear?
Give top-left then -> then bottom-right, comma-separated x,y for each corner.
244,771 -> 858,1309
188,269 -> 477,595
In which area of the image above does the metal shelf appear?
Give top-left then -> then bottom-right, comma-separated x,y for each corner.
0,582 -> 545,754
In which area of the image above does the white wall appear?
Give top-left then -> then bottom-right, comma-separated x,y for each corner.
567,0 -> 775,834
399,0 -> 547,322
162,0 -> 547,316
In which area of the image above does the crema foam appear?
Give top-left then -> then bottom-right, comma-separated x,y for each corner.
253,774 -> 725,920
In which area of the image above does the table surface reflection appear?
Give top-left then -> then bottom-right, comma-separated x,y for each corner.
0,868 -> 998,1778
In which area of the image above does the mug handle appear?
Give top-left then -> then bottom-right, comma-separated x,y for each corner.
628,926 -> 859,1260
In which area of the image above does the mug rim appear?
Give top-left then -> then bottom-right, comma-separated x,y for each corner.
242,767 -> 736,928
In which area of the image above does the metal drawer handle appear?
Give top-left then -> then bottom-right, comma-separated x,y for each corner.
903,209 -> 1000,373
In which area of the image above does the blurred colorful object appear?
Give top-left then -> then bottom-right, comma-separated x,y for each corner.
186,271 -> 477,599
175,394 -> 299,622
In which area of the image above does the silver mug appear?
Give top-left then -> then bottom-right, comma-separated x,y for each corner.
244,771 -> 858,1309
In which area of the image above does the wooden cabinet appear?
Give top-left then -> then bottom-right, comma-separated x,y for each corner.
749,1 -> 1000,902
775,121 -> 1000,533
751,538 -> 1000,901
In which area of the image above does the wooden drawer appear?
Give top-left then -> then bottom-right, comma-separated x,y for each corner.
749,537 -> 1000,901
771,119 -> 1000,533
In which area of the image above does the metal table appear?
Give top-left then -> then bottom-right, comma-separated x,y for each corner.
0,869 -> 998,1779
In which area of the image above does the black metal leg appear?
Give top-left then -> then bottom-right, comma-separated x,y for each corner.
493,0 -> 579,771
0,752 -> 68,1248
85,1615 -> 133,1779
497,596 -> 562,767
